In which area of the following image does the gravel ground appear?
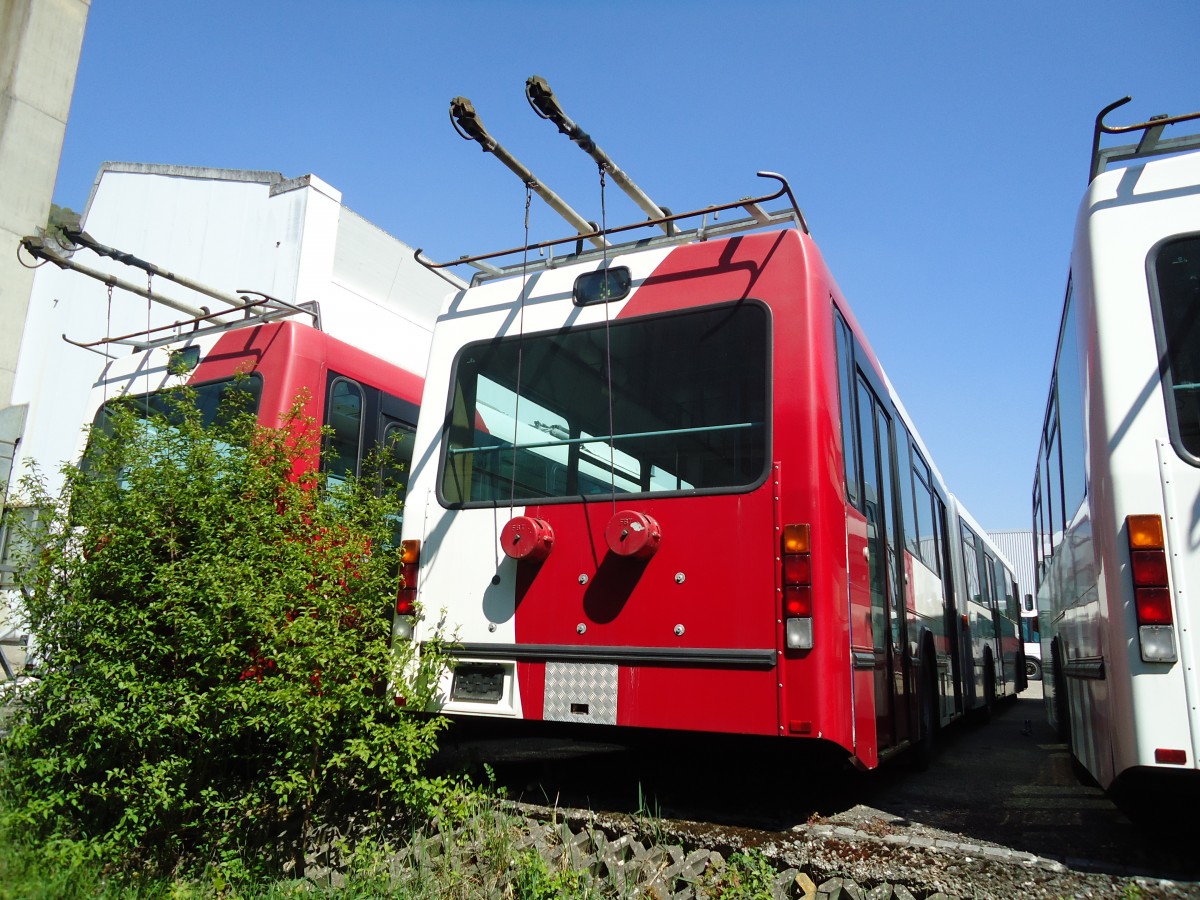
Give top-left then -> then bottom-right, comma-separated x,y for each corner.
500,800 -> 1200,899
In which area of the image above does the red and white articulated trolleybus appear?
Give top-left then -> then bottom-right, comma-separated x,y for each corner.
80,318 -> 424,498
11,224 -> 441,504
1033,98 -> 1200,809
15,230 -> 431,519
949,497 -> 1025,712
397,150 -> 1016,769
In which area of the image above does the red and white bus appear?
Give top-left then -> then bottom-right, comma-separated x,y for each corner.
397,172 -> 1020,769
78,317 -> 424,501
1033,98 -> 1200,809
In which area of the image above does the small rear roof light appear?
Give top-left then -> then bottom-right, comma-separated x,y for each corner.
167,345 -> 201,374
1128,515 -> 1164,550
573,266 -> 631,306
400,540 -> 421,565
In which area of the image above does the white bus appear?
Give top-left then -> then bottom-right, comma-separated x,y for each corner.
1033,97 -> 1200,812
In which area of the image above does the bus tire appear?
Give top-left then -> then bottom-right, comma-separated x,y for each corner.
910,653 -> 938,770
1025,656 -> 1042,681
984,654 -> 997,709
1052,638 -> 1071,744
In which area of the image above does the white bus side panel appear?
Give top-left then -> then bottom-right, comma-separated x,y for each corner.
1068,153 -> 1200,786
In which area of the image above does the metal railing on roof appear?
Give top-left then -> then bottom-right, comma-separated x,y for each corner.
415,171 -> 806,286
18,226 -> 319,353
1090,96 -> 1200,183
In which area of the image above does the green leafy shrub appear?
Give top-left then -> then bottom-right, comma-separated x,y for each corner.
711,848 -> 777,899
0,386 -> 448,879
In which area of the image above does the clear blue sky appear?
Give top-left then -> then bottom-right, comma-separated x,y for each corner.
51,1 -> 1200,531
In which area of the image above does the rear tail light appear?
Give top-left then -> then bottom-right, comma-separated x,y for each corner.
1155,748 -> 1188,765
396,539 -> 420,618
782,524 -> 813,650
1127,515 -> 1176,663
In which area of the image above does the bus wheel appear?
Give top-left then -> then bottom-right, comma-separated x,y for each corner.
910,657 -> 938,770
1052,638 -> 1071,743
1025,656 -> 1042,681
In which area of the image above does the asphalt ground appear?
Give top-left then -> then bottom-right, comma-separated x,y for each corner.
452,680 -> 1199,882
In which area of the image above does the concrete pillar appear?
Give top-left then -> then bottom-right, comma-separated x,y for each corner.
0,0 -> 89,489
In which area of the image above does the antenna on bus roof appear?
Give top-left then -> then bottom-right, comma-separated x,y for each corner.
1089,95 -> 1200,183
450,96 -> 608,250
524,75 -> 673,236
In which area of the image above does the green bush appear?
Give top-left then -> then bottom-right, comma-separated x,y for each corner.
0,386 -> 448,880
711,849 -> 777,899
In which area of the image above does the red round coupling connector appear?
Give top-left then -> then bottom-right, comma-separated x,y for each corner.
605,510 -> 662,558
500,515 -> 555,561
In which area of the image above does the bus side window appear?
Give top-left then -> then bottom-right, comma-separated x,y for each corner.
324,377 -> 365,487
381,421 -> 416,496
960,522 -> 981,603
913,453 -> 939,576
834,312 -> 861,509
898,429 -> 920,559
983,553 -> 998,610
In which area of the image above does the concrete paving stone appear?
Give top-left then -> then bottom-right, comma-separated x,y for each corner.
638,844 -> 671,868
555,821 -> 576,845
934,840 -> 960,849
981,846 -> 1012,860
564,843 -> 593,871
818,875 -> 845,899
907,835 -> 935,848
654,858 -> 692,888
607,833 -> 639,860
865,884 -> 894,900
795,871 -> 818,899
581,827 -> 607,854
840,880 -> 866,900
683,847 -> 713,873
774,868 -> 800,900
882,833 -> 909,845
833,826 -> 861,839
891,886 -> 917,900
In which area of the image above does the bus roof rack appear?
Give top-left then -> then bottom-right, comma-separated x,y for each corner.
415,171 -> 806,286
18,229 -> 320,353
1090,96 -> 1200,183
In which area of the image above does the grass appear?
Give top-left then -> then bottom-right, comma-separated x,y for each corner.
0,795 -> 620,899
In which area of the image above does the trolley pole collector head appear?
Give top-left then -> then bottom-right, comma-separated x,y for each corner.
525,75 -> 673,235
450,96 -> 608,250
